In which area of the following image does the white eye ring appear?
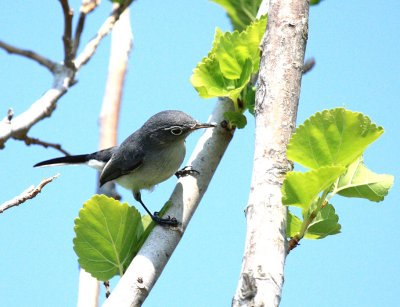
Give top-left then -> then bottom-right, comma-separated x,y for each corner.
170,127 -> 183,135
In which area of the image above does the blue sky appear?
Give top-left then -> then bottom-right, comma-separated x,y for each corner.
0,1 -> 399,306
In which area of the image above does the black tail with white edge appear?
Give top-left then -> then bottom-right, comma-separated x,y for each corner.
33,147 -> 116,168
33,154 -> 90,167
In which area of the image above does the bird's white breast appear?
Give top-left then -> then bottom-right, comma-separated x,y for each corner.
114,140 -> 186,193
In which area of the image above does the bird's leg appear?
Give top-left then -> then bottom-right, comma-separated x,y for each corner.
134,192 -> 178,226
175,165 -> 200,178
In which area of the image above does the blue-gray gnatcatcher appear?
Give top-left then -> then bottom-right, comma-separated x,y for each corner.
34,110 -> 216,226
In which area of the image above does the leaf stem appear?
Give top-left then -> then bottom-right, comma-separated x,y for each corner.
295,187 -> 331,241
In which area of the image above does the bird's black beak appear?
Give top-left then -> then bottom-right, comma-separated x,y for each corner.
193,122 -> 217,130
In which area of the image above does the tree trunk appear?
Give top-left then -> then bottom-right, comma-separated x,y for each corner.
232,1 -> 310,306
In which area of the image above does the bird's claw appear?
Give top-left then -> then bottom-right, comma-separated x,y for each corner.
152,211 -> 178,226
175,166 -> 200,178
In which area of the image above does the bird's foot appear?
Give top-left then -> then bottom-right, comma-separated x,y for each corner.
175,166 -> 200,178
152,211 -> 178,226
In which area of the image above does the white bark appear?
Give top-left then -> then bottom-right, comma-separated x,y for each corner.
103,98 -> 235,307
233,1 -> 309,306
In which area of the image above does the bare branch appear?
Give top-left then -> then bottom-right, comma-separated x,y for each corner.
0,65 -> 73,149
74,5 -> 123,70
0,174 -> 59,214
59,0 -> 74,68
74,0 -> 137,69
0,40 -> 57,73
73,0 -> 101,57
0,1 -> 132,150
73,14 -> 86,57
22,136 -> 71,156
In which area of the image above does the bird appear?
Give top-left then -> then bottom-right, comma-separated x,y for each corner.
34,110 -> 216,226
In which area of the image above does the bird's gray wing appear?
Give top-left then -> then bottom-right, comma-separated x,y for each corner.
99,142 -> 144,186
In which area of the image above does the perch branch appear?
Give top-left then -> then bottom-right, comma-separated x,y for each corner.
0,174 -> 59,214
103,99 -> 235,306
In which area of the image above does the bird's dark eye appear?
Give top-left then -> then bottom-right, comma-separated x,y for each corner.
170,127 -> 183,135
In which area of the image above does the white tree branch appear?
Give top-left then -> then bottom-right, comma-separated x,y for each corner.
0,2 -> 131,150
0,174 -> 59,214
103,98 -> 235,307
232,1 -> 310,306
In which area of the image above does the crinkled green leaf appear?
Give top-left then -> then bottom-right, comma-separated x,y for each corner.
287,211 -> 302,238
223,111 -> 247,128
210,0 -> 262,31
304,203 -> 341,239
191,16 -> 267,102
190,55 -> 238,99
73,195 -> 143,281
214,16 -> 267,79
282,166 -> 346,210
336,156 -> 394,202
287,108 -> 384,170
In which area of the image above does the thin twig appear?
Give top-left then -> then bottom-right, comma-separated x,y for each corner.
22,136 -> 71,156
0,174 -> 59,214
74,4 -> 124,70
104,281 -> 111,298
0,40 -> 57,73
59,0 -> 74,68
73,0 -> 101,57
73,13 -> 86,57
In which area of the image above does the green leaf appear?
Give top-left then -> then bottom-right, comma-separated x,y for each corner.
191,15 -> 267,103
223,111 -> 247,128
287,211 -> 302,238
210,0 -> 263,31
304,203 -> 341,239
335,156 -> 394,202
310,0 -> 324,5
242,85 -> 256,115
282,166 -> 346,210
73,195 -> 143,281
287,108 -> 384,169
